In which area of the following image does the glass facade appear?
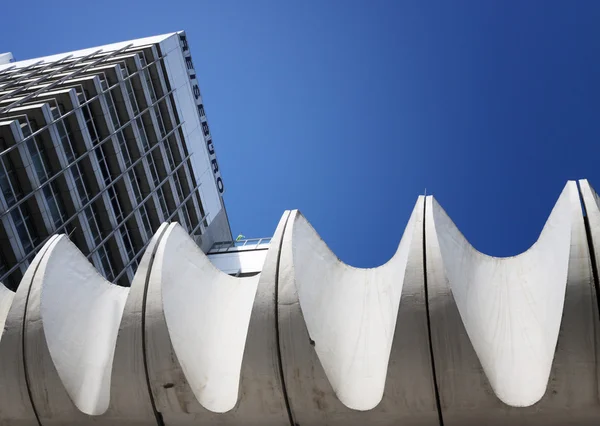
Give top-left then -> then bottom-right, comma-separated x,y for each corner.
0,40 -> 211,289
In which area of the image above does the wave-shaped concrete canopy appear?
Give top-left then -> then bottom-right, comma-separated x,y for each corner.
0,180 -> 599,425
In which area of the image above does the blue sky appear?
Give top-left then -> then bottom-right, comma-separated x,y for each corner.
2,1 -> 600,266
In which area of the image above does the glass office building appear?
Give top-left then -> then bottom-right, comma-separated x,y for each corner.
0,33 -> 232,289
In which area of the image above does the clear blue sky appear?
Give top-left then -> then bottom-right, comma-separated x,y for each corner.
3,1 -> 600,266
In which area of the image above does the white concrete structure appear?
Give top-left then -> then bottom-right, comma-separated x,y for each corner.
0,180 -> 598,425
426,181 -> 600,425
277,201 -> 439,425
0,53 -> 14,65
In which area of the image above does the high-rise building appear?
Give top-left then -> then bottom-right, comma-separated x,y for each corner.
0,32 -> 232,289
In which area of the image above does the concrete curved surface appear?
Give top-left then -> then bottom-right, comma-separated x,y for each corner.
0,281 -> 15,333
144,214 -> 291,425
579,179 -> 600,277
0,234 -> 60,426
0,224 -> 170,425
431,186 -> 572,406
33,235 -> 128,415
104,221 -> 170,425
0,180 -> 599,425
152,222 -> 260,413
426,181 -> 600,425
277,198 -> 439,425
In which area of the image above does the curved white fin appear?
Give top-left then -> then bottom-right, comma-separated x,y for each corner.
428,181 -> 578,406
38,236 -> 128,415
279,198 -> 430,413
154,222 -> 260,413
0,282 -> 14,336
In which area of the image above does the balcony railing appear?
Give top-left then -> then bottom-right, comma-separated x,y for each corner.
209,237 -> 272,253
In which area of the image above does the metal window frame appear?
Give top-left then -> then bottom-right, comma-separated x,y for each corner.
0,88 -> 176,222
0,61 -> 44,83
0,65 -> 18,78
0,42 -> 210,285
0,57 -> 73,92
0,120 -> 183,283
0,48 -> 171,159
0,51 -> 103,105
87,150 -> 194,259
0,45 -> 135,112
112,185 -> 207,283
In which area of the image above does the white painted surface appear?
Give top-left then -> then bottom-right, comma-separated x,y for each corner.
39,236 -> 128,415
0,52 -> 14,65
284,201 -> 422,411
0,33 -> 176,71
12,226 -> 170,425
0,283 -> 14,333
579,179 -> 600,243
428,182 -> 576,407
278,200 -> 440,426
0,180 -> 598,425
159,33 -> 223,225
143,214 -> 290,425
156,223 -> 260,413
0,235 -> 61,426
104,223 -> 170,424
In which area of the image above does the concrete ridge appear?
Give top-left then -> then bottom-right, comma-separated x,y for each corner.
0,181 -> 598,425
428,183 -> 575,406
